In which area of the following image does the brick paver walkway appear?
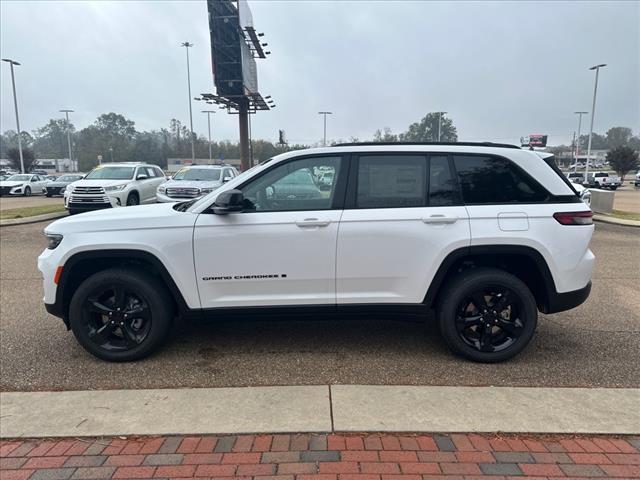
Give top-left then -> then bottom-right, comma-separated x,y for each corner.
1,433 -> 639,479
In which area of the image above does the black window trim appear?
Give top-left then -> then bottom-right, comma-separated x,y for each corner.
211,153 -> 351,213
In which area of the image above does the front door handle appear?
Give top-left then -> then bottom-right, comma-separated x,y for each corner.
296,218 -> 331,228
421,215 -> 458,224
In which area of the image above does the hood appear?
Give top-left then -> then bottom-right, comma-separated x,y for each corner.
45,202 -> 197,234
162,179 -> 222,189
0,181 -> 25,187
71,179 -> 133,188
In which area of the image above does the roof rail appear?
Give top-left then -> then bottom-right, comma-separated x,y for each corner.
332,141 -> 521,149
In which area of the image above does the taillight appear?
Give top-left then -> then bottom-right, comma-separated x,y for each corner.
553,211 -> 593,225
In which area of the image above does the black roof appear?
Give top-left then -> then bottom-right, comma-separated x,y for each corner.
333,141 -> 521,150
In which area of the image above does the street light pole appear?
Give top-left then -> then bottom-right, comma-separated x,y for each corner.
181,42 -> 196,162
202,110 -> 215,162
109,147 -> 114,162
437,111 -> 448,142
60,109 -> 74,171
318,111 -> 333,146
573,111 -> 588,173
585,64 -> 606,182
2,58 -> 25,173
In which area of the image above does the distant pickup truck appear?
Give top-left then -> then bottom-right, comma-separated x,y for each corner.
585,172 -> 621,190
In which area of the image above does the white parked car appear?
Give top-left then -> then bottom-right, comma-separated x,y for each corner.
63,163 -> 166,214
634,170 -> 640,187
0,173 -> 48,196
157,164 -> 238,203
39,143 -> 594,363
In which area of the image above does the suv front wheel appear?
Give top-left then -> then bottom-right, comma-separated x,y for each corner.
69,268 -> 174,361
437,268 -> 537,363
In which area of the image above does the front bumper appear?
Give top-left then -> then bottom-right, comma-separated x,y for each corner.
65,192 -> 126,211
0,186 -> 26,195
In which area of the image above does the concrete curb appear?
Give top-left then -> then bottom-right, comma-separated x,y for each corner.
1,385 -> 638,438
0,210 -> 67,227
593,213 -> 640,227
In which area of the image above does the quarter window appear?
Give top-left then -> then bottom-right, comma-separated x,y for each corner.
356,155 -> 427,208
454,155 -> 548,204
241,156 -> 341,212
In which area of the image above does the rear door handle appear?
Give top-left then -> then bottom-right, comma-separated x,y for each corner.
296,218 -> 331,228
421,215 -> 458,224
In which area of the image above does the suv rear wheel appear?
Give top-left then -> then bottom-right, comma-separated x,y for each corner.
437,268 -> 537,363
69,268 -> 173,361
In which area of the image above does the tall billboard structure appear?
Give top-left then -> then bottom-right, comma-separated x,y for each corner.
204,0 -> 273,170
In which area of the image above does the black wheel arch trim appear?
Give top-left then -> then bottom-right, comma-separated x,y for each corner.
423,244 -> 590,314
50,249 -> 192,327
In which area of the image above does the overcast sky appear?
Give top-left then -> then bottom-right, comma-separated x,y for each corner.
1,0 -> 639,147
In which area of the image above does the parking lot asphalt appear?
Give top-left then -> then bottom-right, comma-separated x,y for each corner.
0,220 -> 638,391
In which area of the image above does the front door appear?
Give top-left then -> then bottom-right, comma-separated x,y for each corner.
193,155 -> 346,308
336,154 -> 471,304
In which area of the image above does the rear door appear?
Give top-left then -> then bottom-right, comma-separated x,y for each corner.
336,153 -> 471,304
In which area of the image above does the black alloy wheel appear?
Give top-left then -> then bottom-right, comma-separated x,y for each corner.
454,287 -> 524,353
82,285 -> 152,352
69,268 -> 174,361
24,186 -> 31,196
437,268 -> 537,362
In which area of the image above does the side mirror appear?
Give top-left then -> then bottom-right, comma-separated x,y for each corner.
212,189 -> 244,214
137,174 -> 148,180
222,176 -> 231,183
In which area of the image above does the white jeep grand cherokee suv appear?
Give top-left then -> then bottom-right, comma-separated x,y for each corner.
39,143 -> 594,363
64,163 -> 166,214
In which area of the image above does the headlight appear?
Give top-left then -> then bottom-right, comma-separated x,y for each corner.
65,184 -> 73,193
104,184 -> 127,192
158,186 -> 166,194
45,233 -> 63,250
200,188 -> 214,194
11,184 -> 24,190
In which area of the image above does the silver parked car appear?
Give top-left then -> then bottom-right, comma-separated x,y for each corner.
156,164 -> 238,202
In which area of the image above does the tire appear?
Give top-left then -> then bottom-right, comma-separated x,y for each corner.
24,186 -> 31,196
437,267 -> 538,363
126,192 -> 139,206
69,267 -> 174,362
610,186 -> 618,191
45,193 -> 52,197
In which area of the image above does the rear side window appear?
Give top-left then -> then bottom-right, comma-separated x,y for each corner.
356,155 -> 427,208
453,155 -> 548,204
428,156 -> 458,206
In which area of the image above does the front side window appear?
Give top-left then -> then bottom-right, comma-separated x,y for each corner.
241,156 -> 341,212
85,166 -> 135,180
356,155 -> 426,208
454,155 -> 547,204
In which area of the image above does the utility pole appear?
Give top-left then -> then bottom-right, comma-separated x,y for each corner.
202,110 -> 215,162
2,58 -> 25,173
60,109 -> 74,171
181,42 -> 196,162
318,111 -> 333,146
573,111 -> 588,173
437,111 -> 448,142
585,64 -> 606,182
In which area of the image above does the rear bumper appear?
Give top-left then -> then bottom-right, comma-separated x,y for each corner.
545,281 -> 592,314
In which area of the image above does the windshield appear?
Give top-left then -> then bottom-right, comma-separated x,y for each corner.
58,175 -> 83,182
85,166 -> 135,180
173,168 -> 221,181
7,175 -> 31,181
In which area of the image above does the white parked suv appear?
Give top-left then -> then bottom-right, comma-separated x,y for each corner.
63,163 -> 165,214
156,164 -> 238,202
39,143 -> 594,363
